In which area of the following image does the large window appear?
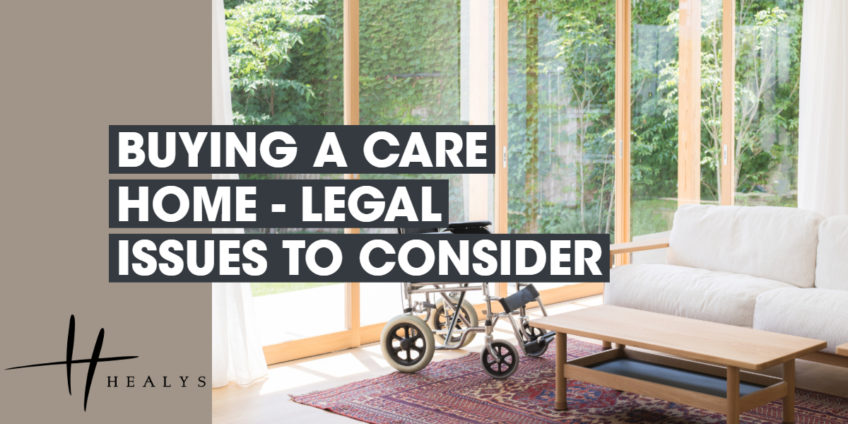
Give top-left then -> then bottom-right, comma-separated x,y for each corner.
733,0 -> 802,207
508,0 -> 616,238
700,0 -> 723,203
630,0 -> 679,237
226,0 -> 342,125
506,1 -> 615,291
357,0 -> 491,324
225,0 -> 804,364
227,0 -> 347,347
225,0 -> 506,365
625,0 -> 802,248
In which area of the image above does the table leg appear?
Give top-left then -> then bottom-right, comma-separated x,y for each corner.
783,360 -> 795,423
726,366 -> 740,424
555,332 -> 567,410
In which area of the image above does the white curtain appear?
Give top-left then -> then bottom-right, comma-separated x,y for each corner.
798,0 -> 848,217
211,0 -> 268,388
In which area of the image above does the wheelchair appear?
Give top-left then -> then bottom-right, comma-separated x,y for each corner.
379,220 -> 556,379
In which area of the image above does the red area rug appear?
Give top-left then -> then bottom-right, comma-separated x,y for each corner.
292,338 -> 848,423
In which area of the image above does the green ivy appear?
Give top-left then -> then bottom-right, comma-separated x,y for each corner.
225,0 -> 802,238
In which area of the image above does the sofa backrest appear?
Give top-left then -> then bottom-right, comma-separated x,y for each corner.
815,215 -> 848,290
667,205 -> 822,287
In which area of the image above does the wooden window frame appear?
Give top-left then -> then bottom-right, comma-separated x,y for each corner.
719,0 -> 735,206
615,0 -> 632,265
615,0 -> 736,265
679,0 -> 736,207
262,0 -> 744,366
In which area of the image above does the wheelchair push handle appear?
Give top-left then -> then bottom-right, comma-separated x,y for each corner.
398,220 -> 492,235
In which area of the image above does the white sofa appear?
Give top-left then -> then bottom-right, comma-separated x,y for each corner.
605,205 -> 848,356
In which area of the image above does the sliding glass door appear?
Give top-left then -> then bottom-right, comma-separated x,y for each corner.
224,0 -> 805,364
629,0 -> 678,239
733,0 -> 802,207
227,0 -> 351,348
357,0 -> 497,319
507,0 -> 615,293
619,0 -> 804,266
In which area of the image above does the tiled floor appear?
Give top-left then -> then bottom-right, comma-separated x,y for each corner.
212,295 -> 848,424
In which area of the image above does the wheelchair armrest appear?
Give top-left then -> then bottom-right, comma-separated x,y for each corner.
498,284 -> 540,313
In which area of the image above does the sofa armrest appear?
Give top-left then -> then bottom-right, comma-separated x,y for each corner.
610,238 -> 669,255
838,343 -> 848,357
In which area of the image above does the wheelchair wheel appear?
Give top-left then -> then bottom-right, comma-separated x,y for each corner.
523,323 -> 549,357
381,315 -> 435,373
481,340 -> 519,379
430,297 -> 478,348
523,322 -> 544,339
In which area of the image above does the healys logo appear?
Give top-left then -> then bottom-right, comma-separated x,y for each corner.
5,315 -> 138,411
5,315 -> 208,411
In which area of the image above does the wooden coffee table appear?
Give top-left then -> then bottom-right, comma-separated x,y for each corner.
531,305 -> 826,424
838,343 -> 848,357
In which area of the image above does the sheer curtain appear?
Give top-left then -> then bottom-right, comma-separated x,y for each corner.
798,0 -> 848,217
211,0 -> 268,388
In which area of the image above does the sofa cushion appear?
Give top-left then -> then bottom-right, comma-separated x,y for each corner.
667,205 -> 822,288
754,288 -> 848,353
815,215 -> 848,290
605,264 -> 792,327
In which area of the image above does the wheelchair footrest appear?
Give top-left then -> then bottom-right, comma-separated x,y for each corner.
523,330 -> 555,356
538,330 -> 555,343
498,284 -> 540,313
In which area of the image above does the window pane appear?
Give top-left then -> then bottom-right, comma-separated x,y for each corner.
226,0 -> 342,125
507,1 -> 615,288
631,0 -> 679,238
701,0 -> 723,203
225,0 -> 347,344
252,283 -> 347,345
359,0 -> 494,226
507,0 -> 616,237
358,0 -> 495,321
733,0 -> 801,207
360,282 -> 402,326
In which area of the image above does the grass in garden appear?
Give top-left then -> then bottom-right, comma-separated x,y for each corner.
629,195 -> 796,236
631,198 -> 677,236
735,193 -> 797,207
251,282 -> 335,297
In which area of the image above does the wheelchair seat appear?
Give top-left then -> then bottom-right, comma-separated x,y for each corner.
398,221 -> 491,235
446,220 -> 491,234
397,227 -> 440,234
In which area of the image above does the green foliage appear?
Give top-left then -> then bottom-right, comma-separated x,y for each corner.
630,2 -> 679,200
507,0 -> 616,237
226,0 -> 341,125
650,0 -> 802,200
732,2 -> 802,196
251,282 -> 333,297
359,0 -> 461,125
225,0 -> 802,239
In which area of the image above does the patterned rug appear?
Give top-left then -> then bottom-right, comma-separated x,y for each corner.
292,338 -> 848,423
